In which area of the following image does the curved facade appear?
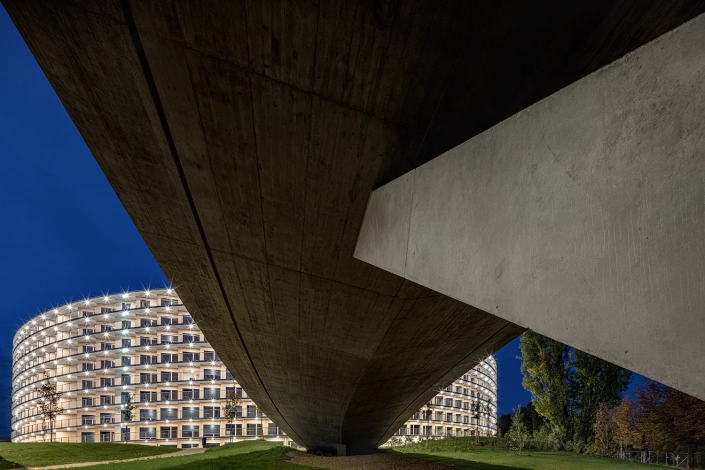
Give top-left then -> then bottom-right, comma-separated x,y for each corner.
390,356 -> 497,442
11,289 -> 296,447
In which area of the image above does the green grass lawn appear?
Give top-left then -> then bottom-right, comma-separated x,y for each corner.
0,442 -> 178,468
75,441 -> 315,470
396,445 -> 653,470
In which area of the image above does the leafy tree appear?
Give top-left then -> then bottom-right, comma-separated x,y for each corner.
498,401 -> 545,437
592,403 -> 617,456
509,405 -> 529,454
520,331 -> 631,445
121,393 -> 135,422
522,401 -> 546,434
520,331 -> 572,437
222,389 -> 241,443
636,381 -> 705,469
572,350 -> 632,444
38,373 -> 64,443
497,412 -> 512,437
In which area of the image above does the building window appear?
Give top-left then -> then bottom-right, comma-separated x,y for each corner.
140,391 -> 157,403
161,353 -> 178,363
139,409 -> 156,421
122,302 -> 131,311
81,432 -> 95,443
225,370 -> 234,380
122,321 -> 131,330
182,389 -> 200,400
267,423 -> 278,435
139,427 -> 156,439
161,371 -> 178,382
183,334 -> 200,344
204,388 -> 220,400
122,339 -> 131,348
139,373 -> 156,384
83,345 -> 94,353
100,413 -> 114,424
410,425 -> 420,435
161,390 -> 178,401
100,360 -> 114,369
100,395 -> 112,405
160,317 -> 176,326
161,298 -> 178,307
204,369 -> 221,381
246,424 -> 262,436
204,406 -> 220,419
82,363 -> 94,371
100,378 -> 114,387
121,356 -> 131,366
160,426 -> 177,439
182,315 -> 194,324
182,425 -> 199,438
161,335 -> 178,344
140,300 -> 150,308
82,415 -> 95,425
204,351 -> 217,362
444,398 -> 452,407
82,380 -> 94,389
160,408 -> 178,420
204,424 -> 221,437
182,407 -> 199,419
82,398 -> 94,407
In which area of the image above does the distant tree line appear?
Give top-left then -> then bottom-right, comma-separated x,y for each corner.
593,381 -> 705,468
495,331 -> 705,468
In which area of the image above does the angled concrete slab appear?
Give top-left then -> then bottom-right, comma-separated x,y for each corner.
356,13 -> 705,401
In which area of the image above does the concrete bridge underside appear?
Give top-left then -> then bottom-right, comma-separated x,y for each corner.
4,0 -> 704,454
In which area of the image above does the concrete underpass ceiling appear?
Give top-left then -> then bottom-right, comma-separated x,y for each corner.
4,0 -> 704,453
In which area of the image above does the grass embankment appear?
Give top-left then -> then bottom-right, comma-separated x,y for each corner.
73,441 -> 314,470
395,437 -> 652,470
0,442 -> 178,468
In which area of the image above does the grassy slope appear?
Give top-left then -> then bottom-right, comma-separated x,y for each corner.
396,446 -> 653,470
76,441 -> 315,470
0,442 -> 177,468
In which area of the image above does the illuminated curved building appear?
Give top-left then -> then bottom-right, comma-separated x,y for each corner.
390,356 -> 498,442
11,289 -> 296,447
12,288 -> 496,448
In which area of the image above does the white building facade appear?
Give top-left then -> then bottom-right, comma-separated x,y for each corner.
11,289 -> 294,447
13,288 -> 496,448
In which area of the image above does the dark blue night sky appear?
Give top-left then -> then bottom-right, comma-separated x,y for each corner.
4,4 -> 649,439
0,7 -> 168,436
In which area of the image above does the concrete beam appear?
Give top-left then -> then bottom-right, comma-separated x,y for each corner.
356,13 -> 705,400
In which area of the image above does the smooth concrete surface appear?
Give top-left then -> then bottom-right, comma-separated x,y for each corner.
356,13 -> 705,401
4,0 -> 704,453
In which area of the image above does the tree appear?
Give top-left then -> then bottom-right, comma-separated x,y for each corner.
497,412 -> 512,437
592,404 -> 617,456
520,331 -> 572,437
38,373 -> 64,442
636,381 -> 705,469
572,350 -> 632,444
520,331 -> 631,445
498,401 -> 546,438
121,393 -> 135,422
509,405 -> 529,454
222,389 -> 241,443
